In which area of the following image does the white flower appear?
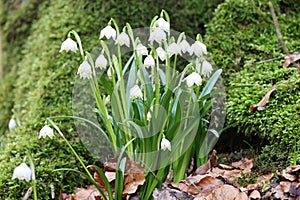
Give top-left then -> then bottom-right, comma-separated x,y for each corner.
161,137 -> 171,151
190,41 -> 207,57
149,28 -> 166,44
12,163 -> 32,182
8,118 -> 17,130
99,25 -> 116,40
167,42 -> 181,57
146,111 -> 151,121
39,125 -> 54,139
107,66 -> 114,79
77,61 -> 93,79
59,38 -> 78,53
156,47 -> 166,61
201,61 -> 213,77
130,85 -> 143,99
143,55 -> 155,68
179,40 -> 191,54
104,95 -> 110,105
136,44 -> 148,56
154,18 -> 170,33
95,54 -> 108,69
115,32 -> 130,47
185,72 -> 202,87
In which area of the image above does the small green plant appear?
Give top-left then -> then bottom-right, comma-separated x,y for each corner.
37,10 -> 224,199
236,171 -> 257,187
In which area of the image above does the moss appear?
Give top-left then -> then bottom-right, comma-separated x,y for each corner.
205,0 -> 300,168
0,0 -> 222,198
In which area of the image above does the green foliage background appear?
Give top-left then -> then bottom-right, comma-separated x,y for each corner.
0,0 -> 222,198
205,0 -> 300,169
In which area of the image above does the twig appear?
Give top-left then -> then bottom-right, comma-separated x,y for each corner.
269,1 -> 289,55
254,52 -> 300,65
23,187 -> 33,200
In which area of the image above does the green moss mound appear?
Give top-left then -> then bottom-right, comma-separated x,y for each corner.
0,0 -> 222,198
205,0 -> 300,168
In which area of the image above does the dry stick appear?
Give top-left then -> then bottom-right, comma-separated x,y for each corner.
269,1 -> 289,55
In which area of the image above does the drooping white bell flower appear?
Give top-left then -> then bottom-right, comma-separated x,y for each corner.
107,66 -> 114,79
95,54 -> 108,69
77,61 -> 93,80
201,61 -> 213,77
161,137 -> 171,151
8,118 -> 17,130
143,55 -> 155,68
167,42 -> 181,57
130,85 -> 143,99
59,38 -> 78,53
115,32 -> 130,47
104,95 -> 110,105
154,18 -> 170,33
12,163 -> 32,182
39,125 -> 54,139
149,28 -> 166,44
136,44 -> 148,56
190,41 -> 207,57
146,111 -> 152,121
185,72 -> 202,87
156,47 -> 166,61
99,25 -> 116,40
179,40 -> 191,54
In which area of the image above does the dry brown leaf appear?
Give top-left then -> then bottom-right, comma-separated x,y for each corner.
250,87 -> 276,112
231,158 -> 253,173
234,191 -> 248,200
246,183 -> 259,191
194,159 -> 211,175
283,53 -> 300,68
189,175 -> 224,195
123,159 -> 145,196
204,184 -> 239,200
104,171 -> 116,183
171,182 -> 189,193
219,164 -> 234,170
286,165 -> 300,175
257,173 -> 274,184
282,169 -> 297,181
280,181 -> 291,193
75,185 -> 101,200
273,185 -> 285,199
249,190 -> 261,199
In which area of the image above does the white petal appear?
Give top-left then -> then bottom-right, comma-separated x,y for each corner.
107,66 -> 114,79
77,61 -> 93,79
130,85 -> 143,99
156,47 -> 166,61
186,72 -> 202,87
149,28 -> 166,44
190,41 -> 207,57
167,42 -> 181,57
99,25 -> 116,40
8,118 -> 17,130
39,125 -> 54,139
95,54 -> 108,69
59,38 -> 78,53
144,55 -> 155,68
136,44 -> 148,56
201,61 -> 213,77
115,32 -> 130,47
154,18 -> 170,33
12,163 -> 32,182
179,40 -> 191,54
161,138 -> 171,151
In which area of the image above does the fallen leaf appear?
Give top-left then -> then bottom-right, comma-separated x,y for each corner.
234,191 -> 248,200
283,53 -> 300,68
249,190 -> 261,199
282,169 -> 297,181
75,185 -> 100,200
280,181 -> 291,193
204,184 -> 239,200
194,159 -> 211,175
273,185 -> 285,199
219,164 -> 234,170
189,175 -> 224,195
285,165 -> 300,175
257,173 -> 274,184
250,87 -> 276,112
231,158 -> 253,173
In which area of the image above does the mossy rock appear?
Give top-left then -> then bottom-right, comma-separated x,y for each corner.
0,0 -> 222,198
205,0 -> 300,168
